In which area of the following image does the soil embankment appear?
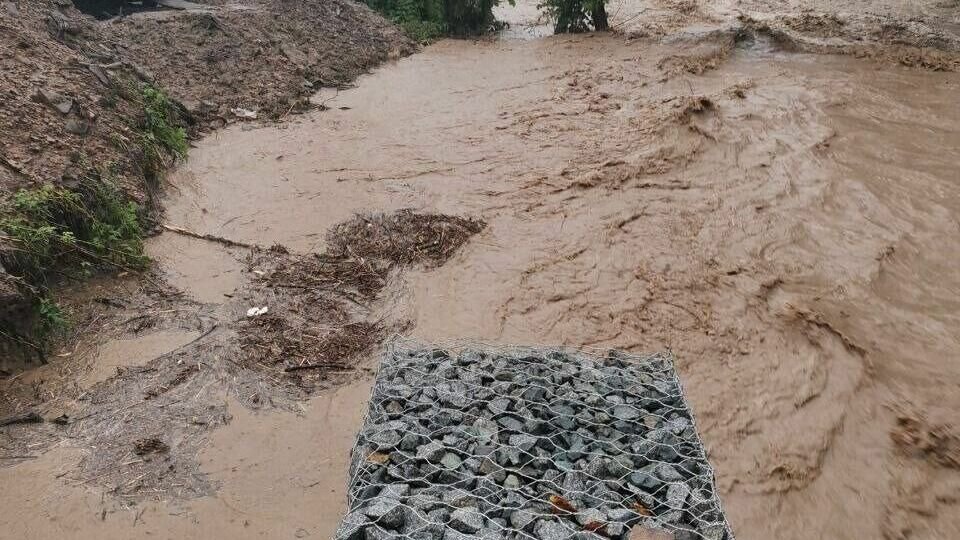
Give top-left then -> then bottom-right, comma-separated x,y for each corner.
2,1 -> 960,539
0,0 -> 413,362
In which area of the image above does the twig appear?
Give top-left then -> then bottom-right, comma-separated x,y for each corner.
0,411 -> 43,427
283,362 -> 349,373
161,224 -> 255,249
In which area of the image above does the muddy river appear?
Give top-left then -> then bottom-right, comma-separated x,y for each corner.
2,3 -> 960,539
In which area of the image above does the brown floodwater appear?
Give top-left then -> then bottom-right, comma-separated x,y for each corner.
2,5 -> 960,540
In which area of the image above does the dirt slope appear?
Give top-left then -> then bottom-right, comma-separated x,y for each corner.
100,0 -> 415,126
0,0 -> 412,194
0,0 -> 412,362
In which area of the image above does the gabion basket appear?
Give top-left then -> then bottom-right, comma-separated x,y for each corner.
335,341 -> 734,540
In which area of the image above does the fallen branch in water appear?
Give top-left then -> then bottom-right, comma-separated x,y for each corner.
0,411 -> 43,427
162,224 -> 255,249
283,362 -> 349,373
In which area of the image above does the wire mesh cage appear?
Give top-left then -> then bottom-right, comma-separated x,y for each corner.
335,340 -> 734,540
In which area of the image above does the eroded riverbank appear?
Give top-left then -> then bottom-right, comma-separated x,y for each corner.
2,2 -> 960,539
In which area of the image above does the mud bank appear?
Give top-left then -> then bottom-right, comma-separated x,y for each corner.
3,1 -> 960,539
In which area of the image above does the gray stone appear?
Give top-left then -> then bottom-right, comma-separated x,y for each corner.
501,490 -> 528,509
33,88 -> 73,115
503,474 -> 521,490
701,524 -> 727,540
554,404 -> 576,417
606,455 -> 633,478
555,415 -> 577,430
655,464 -> 684,483
379,483 -> 410,499
363,498 -> 406,529
475,443 -> 496,457
478,457 -> 500,476
630,466 -> 662,491
534,519 -> 570,540
659,510 -> 683,524
65,118 -> 90,135
665,482 -> 690,510
428,507 -> 452,523
417,441 -> 446,462
363,525 -> 394,540
496,415 -> 524,432
439,386 -> 471,409
667,416 -> 690,434
488,397 -> 511,415
575,507 -> 605,527
562,471 -> 587,497
400,432 -> 422,451
645,428 -> 671,444
509,509 -> 537,532
443,434 -> 462,446
442,530 -> 475,540
385,400 -> 404,415
585,456 -> 607,478
606,394 -> 625,405
440,452 -> 463,470
443,489 -> 477,508
659,444 -> 680,462
449,507 -> 484,534
479,528 -> 505,540
408,493 -> 441,512
509,434 -> 538,453
521,385 -> 548,402
472,418 -> 499,441
606,507 -> 637,522
335,510 -> 368,540
612,405 -> 639,421
606,521 -> 627,537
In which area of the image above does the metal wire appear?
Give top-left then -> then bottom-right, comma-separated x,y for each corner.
336,339 -> 734,540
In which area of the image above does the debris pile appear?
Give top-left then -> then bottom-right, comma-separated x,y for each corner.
336,343 -> 733,540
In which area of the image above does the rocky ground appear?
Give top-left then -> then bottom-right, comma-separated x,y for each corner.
99,0 -> 414,127
340,345 -> 730,540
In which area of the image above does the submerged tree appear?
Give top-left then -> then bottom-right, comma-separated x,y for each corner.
539,0 -> 609,33
364,0 -> 515,40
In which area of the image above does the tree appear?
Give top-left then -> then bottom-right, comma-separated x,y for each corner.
539,0 -> 609,33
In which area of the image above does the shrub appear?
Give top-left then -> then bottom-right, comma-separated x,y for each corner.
538,0 -> 608,33
140,85 -> 188,180
0,178 -> 148,286
365,0 -> 513,41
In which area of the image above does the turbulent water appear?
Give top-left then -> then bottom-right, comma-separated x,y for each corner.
2,1 -> 959,539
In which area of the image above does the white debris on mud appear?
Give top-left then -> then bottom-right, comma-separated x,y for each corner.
336,342 -> 732,540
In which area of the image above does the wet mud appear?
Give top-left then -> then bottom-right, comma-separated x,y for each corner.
2,1 -> 960,539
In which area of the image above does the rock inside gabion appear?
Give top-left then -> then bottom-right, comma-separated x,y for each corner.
335,343 -> 734,540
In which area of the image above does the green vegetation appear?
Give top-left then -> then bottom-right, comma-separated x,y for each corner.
0,176 -> 147,345
0,84 -> 188,349
140,85 -> 188,181
364,0 -> 513,41
0,178 -> 148,285
365,0 -> 609,40
36,296 -> 68,337
538,0 -> 609,33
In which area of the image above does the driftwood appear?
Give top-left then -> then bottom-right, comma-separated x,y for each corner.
0,411 -> 42,427
162,224 -> 254,249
